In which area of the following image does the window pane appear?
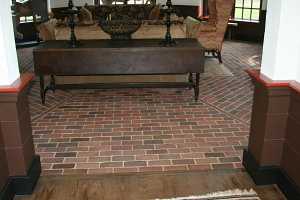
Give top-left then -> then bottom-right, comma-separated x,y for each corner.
235,0 -> 243,7
234,8 -> 243,19
244,0 -> 252,8
243,9 -> 251,20
252,0 -> 261,8
251,9 -> 260,20
20,16 -> 26,22
234,0 -> 261,21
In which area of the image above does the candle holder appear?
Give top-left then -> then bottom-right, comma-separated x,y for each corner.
160,0 -> 176,47
63,0 -> 80,48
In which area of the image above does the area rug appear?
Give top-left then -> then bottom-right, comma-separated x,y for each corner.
203,58 -> 233,77
154,189 -> 261,200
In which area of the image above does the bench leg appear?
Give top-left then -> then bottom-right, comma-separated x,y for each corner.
188,72 -> 193,90
217,51 -> 223,64
39,75 -> 45,105
50,75 -> 56,93
194,73 -> 200,101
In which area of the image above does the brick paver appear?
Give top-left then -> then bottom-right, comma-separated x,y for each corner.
18,41 -> 262,175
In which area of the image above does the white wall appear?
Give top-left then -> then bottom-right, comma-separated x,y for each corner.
156,0 -> 201,6
296,44 -> 300,82
0,0 -> 20,86
50,0 -> 94,8
262,0 -> 268,10
261,0 -> 300,82
47,0 -> 51,12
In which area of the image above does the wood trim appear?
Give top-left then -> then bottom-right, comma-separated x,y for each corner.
245,69 -> 290,87
0,180 -> 14,200
0,156 -> 40,200
243,149 -> 280,185
289,81 -> 300,96
246,69 -> 300,96
243,150 -> 300,200
11,155 -> 41,195
0,73 -> 34,94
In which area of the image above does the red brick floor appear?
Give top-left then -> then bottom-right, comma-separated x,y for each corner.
18,41 -> 262,176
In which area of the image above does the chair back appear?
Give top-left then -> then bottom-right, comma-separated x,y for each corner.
215,0 -> 234,46
79,7 -> 94,25
207,0 -> 217,25
37,20 -> 56,41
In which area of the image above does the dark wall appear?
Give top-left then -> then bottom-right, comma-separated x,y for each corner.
232,10 -> 266,42
17,22 -> 38,42
0,124 -> 9,192
32,0 -> 49,21
173,5 -> 198,19
15,0 -> 48,43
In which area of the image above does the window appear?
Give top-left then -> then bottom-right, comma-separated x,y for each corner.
127,0 -> 146,4
234,0 -> 261,21
16,0 -> 30,3
19,16 -> 36,23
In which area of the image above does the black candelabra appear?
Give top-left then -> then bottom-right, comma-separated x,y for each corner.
160,0 -> 176,46
63,0 -> 80,47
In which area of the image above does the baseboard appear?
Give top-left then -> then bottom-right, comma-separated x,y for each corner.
242,149 -> 279,185
11,155 -> 41,195
277,170 -> 300,200
243,149 -> 300,200
0,180 -> 14,200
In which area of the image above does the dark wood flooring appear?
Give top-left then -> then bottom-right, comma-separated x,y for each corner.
15,170 -> 285,200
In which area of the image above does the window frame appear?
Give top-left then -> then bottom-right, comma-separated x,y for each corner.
233,0 -> 262,22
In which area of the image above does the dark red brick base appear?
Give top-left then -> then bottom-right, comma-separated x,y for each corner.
244,69 -> 300,200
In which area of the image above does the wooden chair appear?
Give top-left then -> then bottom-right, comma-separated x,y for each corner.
185,0 -> 234,63
36,19 -> 57,41
78,5 -> 94,26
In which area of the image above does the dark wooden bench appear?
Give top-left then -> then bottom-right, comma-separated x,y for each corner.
33,38 -> 205,104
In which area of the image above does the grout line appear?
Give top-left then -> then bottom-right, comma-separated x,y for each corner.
199,95 -> 250,126
31,92 -> 72,122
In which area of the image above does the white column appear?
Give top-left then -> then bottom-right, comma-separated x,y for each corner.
261,0 -> 300,82
261,0 -> 268,10
47,0 -> 52,12
0,0 -> 20,86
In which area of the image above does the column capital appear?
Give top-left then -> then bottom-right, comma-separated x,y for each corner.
0,73 -> 34,94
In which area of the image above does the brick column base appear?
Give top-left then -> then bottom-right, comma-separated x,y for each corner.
0,74 -> 41,200
243,69 -> 300,200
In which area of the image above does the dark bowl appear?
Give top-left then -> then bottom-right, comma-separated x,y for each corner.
99,19 -> 142,40
96,5 -> 153,40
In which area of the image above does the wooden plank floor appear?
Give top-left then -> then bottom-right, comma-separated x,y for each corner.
15,170 -> 286,200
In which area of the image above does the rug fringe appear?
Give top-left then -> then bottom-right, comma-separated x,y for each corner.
154,189 -> 259,200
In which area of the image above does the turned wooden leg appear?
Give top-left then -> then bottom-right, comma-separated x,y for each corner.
194,73 -> 200,101
188,72 -> 193,90
50,75 -> 56,93
39,75 -> 45,105
217,51 -> 223,64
